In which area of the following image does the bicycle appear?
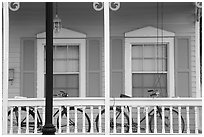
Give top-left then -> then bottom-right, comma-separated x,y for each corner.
95,90 -> 185,133
8,91 -> 91,133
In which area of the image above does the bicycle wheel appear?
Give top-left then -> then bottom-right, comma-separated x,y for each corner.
8,107 -> 40,133
149,107 -> 185,133
56,107 -> 91,133
95,107 -> 129,133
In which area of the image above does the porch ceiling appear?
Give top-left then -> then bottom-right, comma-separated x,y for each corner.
9,2 -> 194,37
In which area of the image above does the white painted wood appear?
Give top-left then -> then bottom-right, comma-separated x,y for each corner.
154,106 -> 157,133
113,106 -> 116,133
82,106 -> 85,133
2,2 -> 9,135
145,107 -> 149,133
18,107 -> 21,134
37,38 -> 86,98
125,26 -> 175,37
195,22 -> 201,98
137,107 -> 140,133
195,107 -> 198,134
58,106 -> 62,133
66,106 -> 70,133
161,106 -> 165,133
90,106 -> 94,133
37,28 -> 86,39
121,106 -> 124,133
169,106 -> 173,133
104,2 -> 110,135
26,106 -> 29,134
34,107 -> 37,134
125,33 -> 175,97
186,106 -> 190,134
42,107 -> 45,126
98,106 -> 102,133
178,106 -> 181,133
129,106 -> 132,133
10,107 -> 13,134
74,106 -> 77,133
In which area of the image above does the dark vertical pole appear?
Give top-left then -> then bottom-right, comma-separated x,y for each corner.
42,2 -> 56,135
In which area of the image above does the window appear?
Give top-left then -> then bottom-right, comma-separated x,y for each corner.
37,28 -> 86,98
44,45 -> 80,97
132,44 -> 167,97
124,26 -> 175,97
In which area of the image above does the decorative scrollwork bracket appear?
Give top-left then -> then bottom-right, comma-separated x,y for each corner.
93,2 -> 104,11
9,2 -> 20,11
93,2 -> 120,11
109,2 -> 120,11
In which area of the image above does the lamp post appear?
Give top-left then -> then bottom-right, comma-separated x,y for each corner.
42,2 -> 56,135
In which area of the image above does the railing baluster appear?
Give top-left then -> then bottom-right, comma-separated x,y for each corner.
98,106 -> 102,133
58,106 -> 62,133
162,106 -> 165,133
137,107 -> 140,133
74,106 -> 77,133
90,106 -> 94,133
129,106 -> 132,133
113,106 -> 116,133
169,106 -> 173,133
195,107 -> 198,134
178,106 -> 181,134
9,107 -> 13,134
145,107 -> 149,133
18,107 -> 21,134
186,106 -> 190,134
121,106 -> 124,133
34,106 -> 37,134
154,106 -> 157,133
26,106 -> 29,134
42,107 -> 45,126
82,106 -> 86,133
66,106 -> 70,133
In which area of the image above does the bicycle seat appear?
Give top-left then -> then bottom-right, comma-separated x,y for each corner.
120,94 -> 131,98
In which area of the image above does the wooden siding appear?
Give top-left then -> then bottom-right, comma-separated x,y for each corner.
8,2 -> 198,98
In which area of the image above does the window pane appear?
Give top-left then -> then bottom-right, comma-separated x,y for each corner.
68,60 -> 79,72
143,59 -> 155,71
132,45 -> 142,58
54,60 -> 67,72
157,44 -> 167,58
132,74 -> 167,97
68,46 -> 79,59
55,46 -> 67,59
132,59 -> 142,71
156,59 -> 167,71
143,44 -> 154,58
53,74 -> 79,97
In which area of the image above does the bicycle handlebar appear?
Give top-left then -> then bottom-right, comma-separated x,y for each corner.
53,90 -> 69,97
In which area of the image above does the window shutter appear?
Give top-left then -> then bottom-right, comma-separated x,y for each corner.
111,38 -> 123,97
21,38 -> 36,98
87,39 -> 101,97
175,37 -> 191,97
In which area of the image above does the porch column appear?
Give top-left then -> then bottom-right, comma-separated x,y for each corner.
2,2 -> 9,135
42,2 -> 56,135
104,2 -> 110,135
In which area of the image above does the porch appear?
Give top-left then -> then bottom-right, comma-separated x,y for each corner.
7,97 -> 202,135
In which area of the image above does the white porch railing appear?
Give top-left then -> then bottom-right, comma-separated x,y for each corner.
7,98 -> 202,135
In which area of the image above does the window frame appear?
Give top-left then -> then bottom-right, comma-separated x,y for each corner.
37,38 -> 86,98
125,37 -> 175,97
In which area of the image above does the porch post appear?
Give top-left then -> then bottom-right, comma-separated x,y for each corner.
2,2 -> 9,135
42,2 -> 56,135
195,19 -> 201,98
104,2 -> 110,135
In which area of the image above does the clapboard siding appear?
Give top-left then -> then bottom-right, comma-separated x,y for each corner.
8,2 -> 198,98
